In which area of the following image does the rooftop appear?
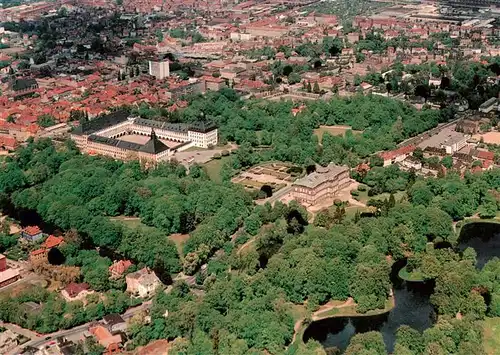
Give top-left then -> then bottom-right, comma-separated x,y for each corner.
103,313 -> 125,326
64,282 -> 89,297
0,267 -> 19,284
11,78 -> 37,92
72,111 -> 129,136
293,163 -> 349,189
22,225 -> 42,236
42,235 -> 64,249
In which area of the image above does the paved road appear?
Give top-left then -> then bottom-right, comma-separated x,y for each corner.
6,301 -> 151,355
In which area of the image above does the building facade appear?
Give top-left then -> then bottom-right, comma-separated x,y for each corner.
21,226 -> 44,242
148,60 -> 170,80
0,254 -> 20,288
71,111 -> 218,163
290,164 -> 351,206
126,268 -> 161,297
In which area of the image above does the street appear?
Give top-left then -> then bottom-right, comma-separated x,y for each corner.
5,301 -> 151,355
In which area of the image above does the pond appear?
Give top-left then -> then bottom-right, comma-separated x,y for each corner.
303,221 -> 500,354
303,260 -> 435,353
458,221 -> 500,268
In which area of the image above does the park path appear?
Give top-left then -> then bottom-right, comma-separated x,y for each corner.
312,297 -> 355,320
290,297 -> 355,345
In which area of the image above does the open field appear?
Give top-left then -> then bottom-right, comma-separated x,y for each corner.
0,47 -> 26,55
169,233 -> 190,259
483,317 -> 500,355
110,216 -> 190,258
475,131 -> 500,145
398,266 -> 426,282
109,216 -> 146,229
314,125 -> 363,143
203,156 -> 231,182
312,296 -> 394,319
356,189 -> 407,205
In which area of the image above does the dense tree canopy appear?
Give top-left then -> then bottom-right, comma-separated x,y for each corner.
0,91 -> 499,354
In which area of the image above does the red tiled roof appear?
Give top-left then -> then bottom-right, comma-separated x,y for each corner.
471,165 -> 482,173
30,248 -> 47,256
0,135 -> 17,149
202,75 -> 225,83
23,226 -> 42,236
109,260 -> 132,275
483,160 -> 493,169
476,150 -> 494,161
64,282 -> 89,297
379,145 -> 416,160
43,235 -> 64,249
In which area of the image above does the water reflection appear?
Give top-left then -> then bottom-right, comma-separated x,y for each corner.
304,222 -> 500,353
458,222 -> 500,269
303,273 -> 435,353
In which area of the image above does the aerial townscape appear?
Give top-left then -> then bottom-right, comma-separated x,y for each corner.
3,0 -> 500,354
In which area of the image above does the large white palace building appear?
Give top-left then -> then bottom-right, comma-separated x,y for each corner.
71,111 -> 218,163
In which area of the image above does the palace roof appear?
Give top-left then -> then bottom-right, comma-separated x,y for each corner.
72,111 -> 129,135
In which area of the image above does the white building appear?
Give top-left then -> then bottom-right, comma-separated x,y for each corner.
442,135 -> 468,154
126,268 -> 162,298
149,59 -> 170,80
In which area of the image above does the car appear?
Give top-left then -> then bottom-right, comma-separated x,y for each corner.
44,336 -> 51,340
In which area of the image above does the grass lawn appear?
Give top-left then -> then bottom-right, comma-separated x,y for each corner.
314,125 -> 363,143
288,303 -> 309,322
204,156 -> 231,182
109,216 -> 146,229
111,216 -> 190,258
398,266 -> 426,282
169,233 -> 190,259
483,317 -> 500,355
356,189 -> 407,205
345,206 -> 372,219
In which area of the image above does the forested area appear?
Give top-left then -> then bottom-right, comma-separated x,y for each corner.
125,168 -> 500,354
0,138 -> 254,275
0,284 -> 139,333
135,90 -> 445,175
0,91 -> 499,353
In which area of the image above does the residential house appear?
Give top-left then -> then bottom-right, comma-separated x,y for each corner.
61,282 -> 93,302
401,155 -> 422,171
423,147 -> 447,158
0,135 -> 18,151
21,226 -> 43,242
42,235 -> 64,249
109,260 -> 133,279
41,337 -> 78,355
126,268 -> 162,297
379,145 -> 416,166
89,325 -> 121,354
29,248 -> 48,265
103,314 -> 128,334
0,329 -> 20,353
